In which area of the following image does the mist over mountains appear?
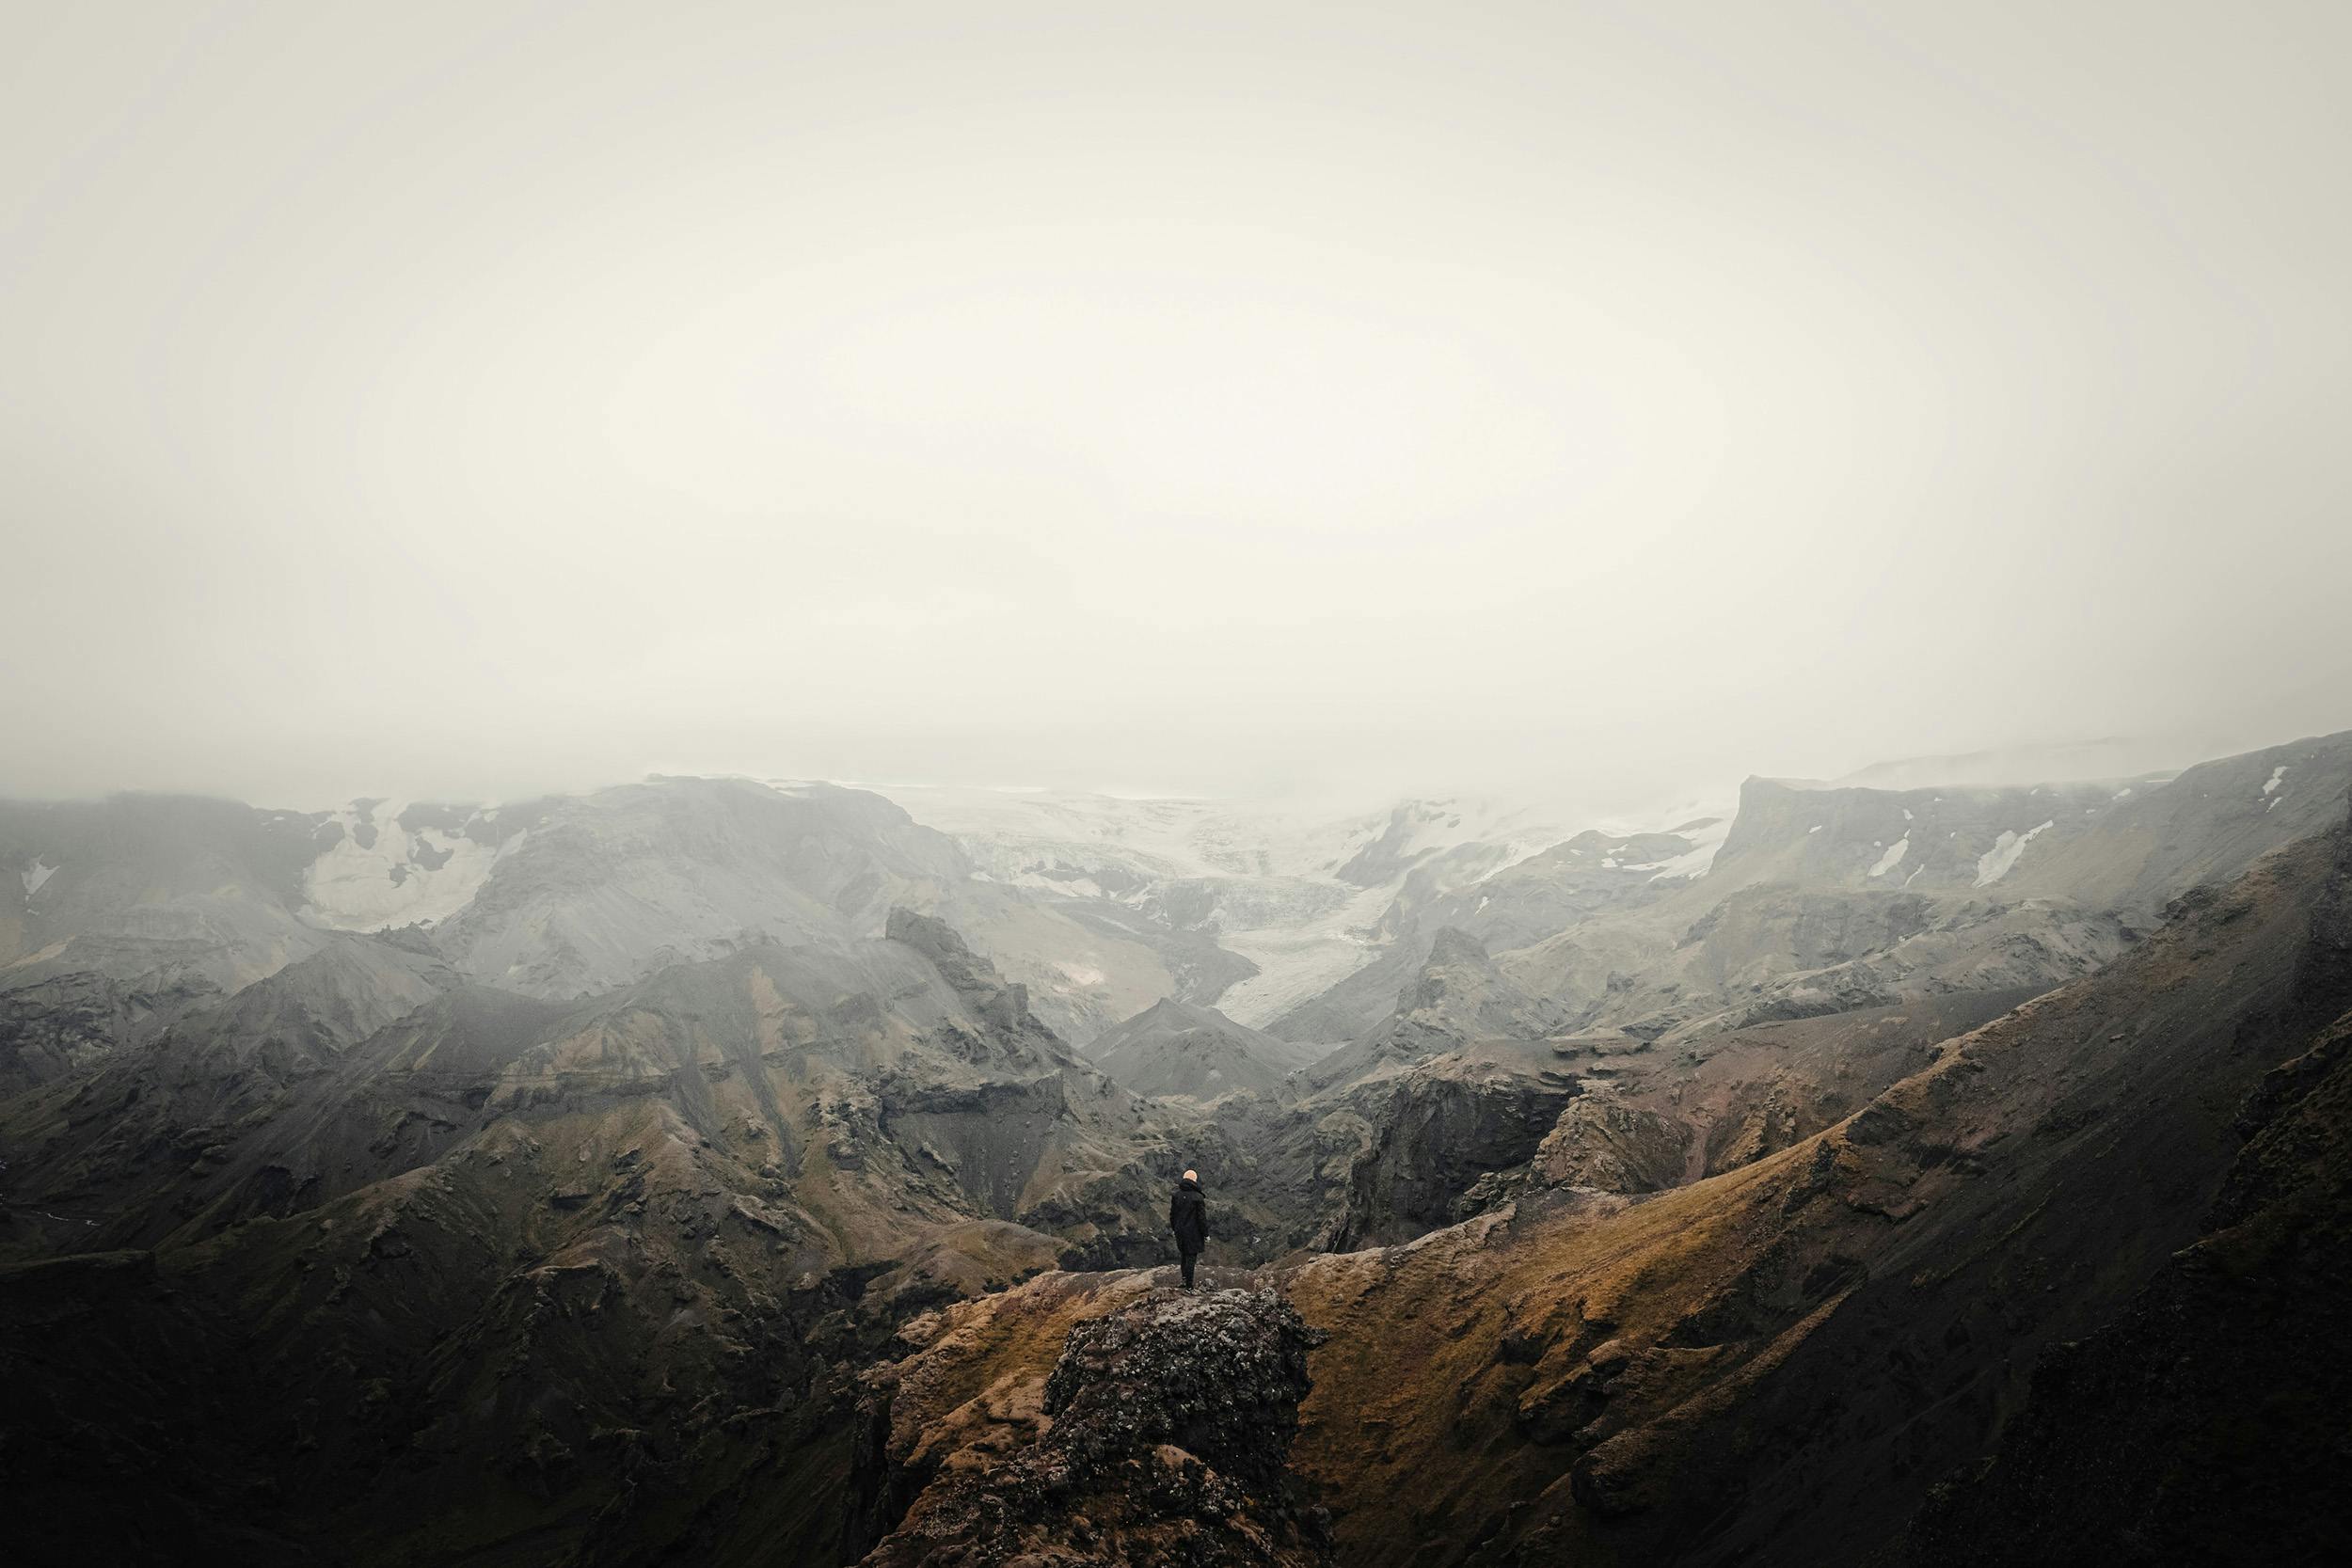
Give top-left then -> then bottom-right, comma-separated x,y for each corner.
6,726 -> 2349,1563
11,2 -> 2351,1560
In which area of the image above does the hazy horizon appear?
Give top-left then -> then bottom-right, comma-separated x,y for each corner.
0,721 -> 2329,828
8,2 -> 2348,811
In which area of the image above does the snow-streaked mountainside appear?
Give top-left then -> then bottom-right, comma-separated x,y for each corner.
862,785 -> 1622,1029
5,732 -> 2347,1087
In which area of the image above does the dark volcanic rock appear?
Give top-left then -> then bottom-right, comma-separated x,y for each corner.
862,1286 -> 1331,1566
1329,1060 -> 1581,1248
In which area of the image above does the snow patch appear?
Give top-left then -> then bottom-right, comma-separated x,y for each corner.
1974,821 -> 2055,887
1634,815 -> 1734,883
1006,869 -> 1110,900
304,800 -> 519,931
21,859 -> 57,903
1867,836 -> 1910,879
2262,766 -> 2288,798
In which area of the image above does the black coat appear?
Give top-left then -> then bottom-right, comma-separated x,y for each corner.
1168,1180 -> 1210,1255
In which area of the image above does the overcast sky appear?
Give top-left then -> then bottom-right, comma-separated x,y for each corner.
5,1 -> 2347,816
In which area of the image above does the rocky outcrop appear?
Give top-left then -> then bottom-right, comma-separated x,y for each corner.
1304,928 -> 1571,1091
1530,1090 -> 1690,1193
1390,927 -> 1571,1048
1328,1059 -> 1581,1248
860,1282 -> 1329,1566
887,907 -> 1074,1068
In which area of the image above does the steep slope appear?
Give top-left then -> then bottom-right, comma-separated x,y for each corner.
0,794 -> 325,983
1907,1012 -> 2352,1564
1088,996 -> 1326,1101
1279,812 -> 2352,1565
1209,931 -> 1588,1254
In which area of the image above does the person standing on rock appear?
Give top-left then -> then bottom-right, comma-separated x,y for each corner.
1169,1167 -> 1210,1288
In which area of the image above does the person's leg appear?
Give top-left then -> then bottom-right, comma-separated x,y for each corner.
1180,1250 -> 1197,1288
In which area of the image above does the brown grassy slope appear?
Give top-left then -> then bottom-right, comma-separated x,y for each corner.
1282,816 -> 2351,1565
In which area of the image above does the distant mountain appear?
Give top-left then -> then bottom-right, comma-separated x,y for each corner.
1087,996 -> 1326,1101
1825,735 -> 2200,791
869,785 -> 1581,1038
429,778 -> 969,996
1263,815 -> 1729,1046
0,795 -> 336,1092
0,928 -> 456,1247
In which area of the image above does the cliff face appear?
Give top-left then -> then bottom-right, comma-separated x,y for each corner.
1327,1058 -> 1581,1249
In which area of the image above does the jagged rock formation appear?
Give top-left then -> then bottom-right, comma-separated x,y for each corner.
1304,927 -> 1570,1091
1527,1088 -> 1689,1194
854,1276 -> 1329,1566
1327,1057 -> 1581,1249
